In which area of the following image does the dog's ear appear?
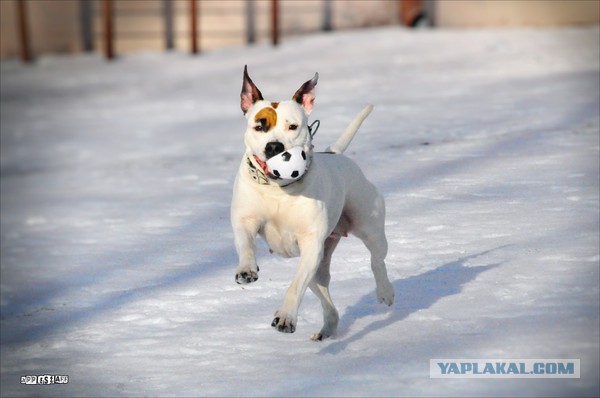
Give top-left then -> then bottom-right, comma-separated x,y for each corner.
292,72 -> 318,115
241,65 -> 264,114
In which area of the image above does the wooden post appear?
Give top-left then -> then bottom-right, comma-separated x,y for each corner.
400,0 -> 423,27
246,0 -> 255,44
80,0 -> 94,52
164,0 -> 174,50
322,0 -> 332,32
271,0 -> 279,46
103,0 -> 114,60
190,0 -> 199,54
16,0 -> 32,63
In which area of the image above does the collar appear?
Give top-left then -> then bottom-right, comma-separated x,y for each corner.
246,155 -> 271,185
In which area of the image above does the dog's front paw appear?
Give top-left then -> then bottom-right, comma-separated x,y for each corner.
271,311 -> 296,333
235,266 -> 259,284
377,281 -> 395,306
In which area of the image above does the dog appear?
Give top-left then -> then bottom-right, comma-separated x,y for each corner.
231,66 -> 394,341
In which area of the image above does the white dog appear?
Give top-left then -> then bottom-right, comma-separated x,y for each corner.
231,66 -> 394,341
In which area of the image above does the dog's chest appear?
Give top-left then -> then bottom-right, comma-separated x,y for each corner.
259,216 -> 301,258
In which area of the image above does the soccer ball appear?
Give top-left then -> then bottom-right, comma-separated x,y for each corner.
266,146 -> 308,180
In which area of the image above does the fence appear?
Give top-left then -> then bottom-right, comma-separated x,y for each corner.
8,0 -> 423,63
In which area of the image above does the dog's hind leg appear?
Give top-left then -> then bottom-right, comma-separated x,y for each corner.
351,194 -> 395,306
309,235 -> 340,341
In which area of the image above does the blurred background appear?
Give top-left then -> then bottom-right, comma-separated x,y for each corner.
1,0 -> 599,62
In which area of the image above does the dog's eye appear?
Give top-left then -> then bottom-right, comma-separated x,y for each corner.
254,125 -> 263,131
289,124 -> 298,131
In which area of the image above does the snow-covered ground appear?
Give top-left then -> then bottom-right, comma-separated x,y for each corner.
1,26 -> 599,397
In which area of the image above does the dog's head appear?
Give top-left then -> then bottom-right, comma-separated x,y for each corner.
240,66 -> 317,177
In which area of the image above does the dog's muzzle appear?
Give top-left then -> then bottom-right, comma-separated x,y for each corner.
265,141 -> 285,159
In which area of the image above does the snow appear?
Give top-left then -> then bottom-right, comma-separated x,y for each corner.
1,26 -> 599,397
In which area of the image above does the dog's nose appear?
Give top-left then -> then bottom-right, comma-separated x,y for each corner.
264,142 -> 285,159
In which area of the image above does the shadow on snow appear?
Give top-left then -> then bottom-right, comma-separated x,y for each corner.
319,248 -> 503,355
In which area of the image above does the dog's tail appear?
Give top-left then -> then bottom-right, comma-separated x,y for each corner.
324,105 -> 374,154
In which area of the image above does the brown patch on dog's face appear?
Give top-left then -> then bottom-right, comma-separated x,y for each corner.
254,106 -> 278,132
271,102 -> 280,109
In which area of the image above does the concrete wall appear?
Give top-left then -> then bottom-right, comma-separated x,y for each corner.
0,0 -> 81,57
435,0 -> 600,27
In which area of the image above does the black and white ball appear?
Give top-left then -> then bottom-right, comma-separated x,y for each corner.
266,146 -> 308,180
